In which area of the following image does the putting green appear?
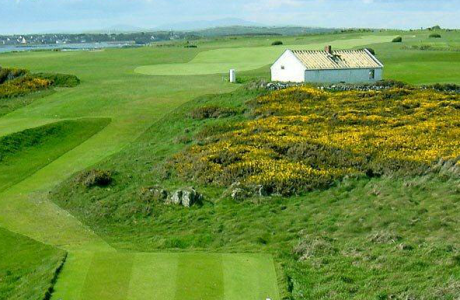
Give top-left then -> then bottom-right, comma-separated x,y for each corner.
135,35 -> 395,76
52,252 -> 280,300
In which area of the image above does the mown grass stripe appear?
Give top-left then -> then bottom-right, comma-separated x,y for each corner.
174,253 -> 224,300
79,252 -> 134,300
127,253 -> 179,300
222,254 -> 280,300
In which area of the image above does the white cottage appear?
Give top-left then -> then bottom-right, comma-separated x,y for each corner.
271,46 -> 383,83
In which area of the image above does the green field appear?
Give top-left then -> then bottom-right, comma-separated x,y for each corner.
0,29 -> 459,299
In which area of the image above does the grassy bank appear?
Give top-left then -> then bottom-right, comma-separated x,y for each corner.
0,227 -> 66,300
0,118 -> 110,192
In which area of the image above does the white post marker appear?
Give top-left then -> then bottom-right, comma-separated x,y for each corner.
229,69 -> 236,83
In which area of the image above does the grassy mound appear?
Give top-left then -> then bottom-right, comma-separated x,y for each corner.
51,87 -> 460,299
0,118 -> 111,192
0,227 -> 66,300
173,87 -> 459,195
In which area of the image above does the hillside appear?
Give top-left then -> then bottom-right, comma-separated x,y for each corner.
0,227 -> 66,300
51,84 -> 460,299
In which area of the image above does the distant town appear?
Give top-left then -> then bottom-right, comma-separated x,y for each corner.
0,32 -> 195,46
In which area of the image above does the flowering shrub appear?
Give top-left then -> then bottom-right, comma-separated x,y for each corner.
172,87 -> 459,195
0,76 -> 52,99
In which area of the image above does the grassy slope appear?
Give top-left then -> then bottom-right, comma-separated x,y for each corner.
0,118 -> 110,192
0,90 -> 55,117
0,45 -> 235,249
51,88 -> 460,299
0,30 -> 458,249
0,227 -> 66,300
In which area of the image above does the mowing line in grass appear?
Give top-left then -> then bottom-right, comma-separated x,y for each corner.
222,254 -> 280,300
79,252 -> 134,300
127,253 -> 179,300
174,253 -> 224,300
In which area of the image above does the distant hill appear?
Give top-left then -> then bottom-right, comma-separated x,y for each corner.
192,26 -> 338,37
155,18 -> 263,31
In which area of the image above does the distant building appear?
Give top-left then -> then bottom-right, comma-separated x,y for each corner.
271,46 -> 383,83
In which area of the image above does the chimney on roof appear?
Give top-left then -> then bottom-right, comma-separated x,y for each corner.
325,45 -> 332,54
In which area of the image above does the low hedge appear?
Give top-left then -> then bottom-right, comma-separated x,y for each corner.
32,73 -> 80,87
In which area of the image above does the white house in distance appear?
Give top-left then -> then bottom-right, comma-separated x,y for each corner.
271,46 -> 383,83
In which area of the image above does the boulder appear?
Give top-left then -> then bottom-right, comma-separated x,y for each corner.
170,190 -> 183,205
168,187 -> 202,207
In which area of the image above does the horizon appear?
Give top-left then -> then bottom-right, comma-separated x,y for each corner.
1,0 -> 459,35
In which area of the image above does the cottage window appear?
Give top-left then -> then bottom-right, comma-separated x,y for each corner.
369,69 -> 375,79
281,65 -> 285,70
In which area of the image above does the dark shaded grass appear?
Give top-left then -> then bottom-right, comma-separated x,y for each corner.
0,227 -> 66,300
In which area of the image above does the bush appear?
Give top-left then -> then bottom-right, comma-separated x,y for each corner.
172,87 -> 459,196
392,36 -> 402,43
271,41 -> 283,46
0,68 -> 28,84
429,33 -> 442,38
32,73 -> 80,87
184,45 -> 198,48
0,76 -> 52,99
364,48 -> 376,55
189,105 -> 238,120
77,169 -> 113,188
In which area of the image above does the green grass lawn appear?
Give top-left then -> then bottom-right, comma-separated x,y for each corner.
0,118 -> 110,192
51,252 -> 279,300
0,227 -> 66,300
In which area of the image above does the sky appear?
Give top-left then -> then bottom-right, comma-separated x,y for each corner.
1,0 -> 459,34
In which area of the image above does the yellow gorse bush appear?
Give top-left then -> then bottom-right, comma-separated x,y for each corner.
173,87 -> 460,195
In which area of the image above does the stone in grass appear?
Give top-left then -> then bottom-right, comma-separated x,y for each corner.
228,182 -> 270,201
168,187 -> 202,207
141,186 -> 169,202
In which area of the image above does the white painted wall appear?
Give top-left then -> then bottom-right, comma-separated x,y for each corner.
271,50 -> 306,83
304,68 -> 383,83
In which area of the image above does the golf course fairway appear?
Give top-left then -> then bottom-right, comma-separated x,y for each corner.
135,35 -> 395,75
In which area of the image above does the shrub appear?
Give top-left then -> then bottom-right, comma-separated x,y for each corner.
429,33 -> 442,38
32,73 -> 80,87
77,169 -> 113,188
172,87 -> 460,196
184,45 -> 198,48
392,36 -> 402,43
0,68 -> 28,84
271,41 -> 283,46
0,76 -> 52,99
364,48 -> 376,55
189,105 -> 238,120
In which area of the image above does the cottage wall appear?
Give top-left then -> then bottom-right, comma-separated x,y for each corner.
304,68 -> 383,83
270,51 -> 306,83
